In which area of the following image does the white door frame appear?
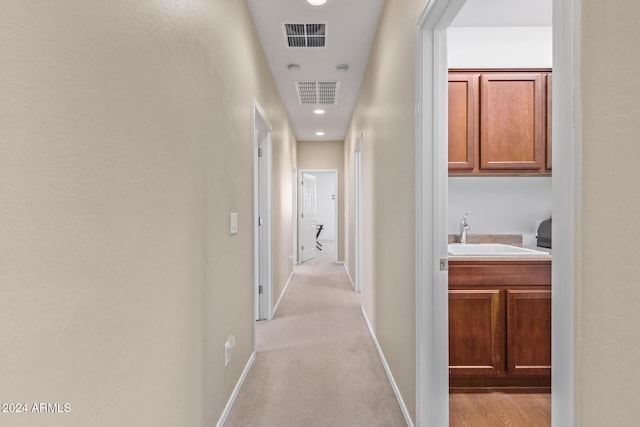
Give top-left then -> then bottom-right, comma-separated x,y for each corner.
253,98 -> 273,322
354,136 -> 363,292
298,169 -> 339,263
415,1 -> 580,426
292,167 -> 298,266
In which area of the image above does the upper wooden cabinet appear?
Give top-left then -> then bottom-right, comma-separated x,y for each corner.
448,74 -> 478,171
448,70 -> 551,175
480,73 -> 545,171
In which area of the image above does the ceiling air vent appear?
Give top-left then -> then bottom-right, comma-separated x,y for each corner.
295,81 -> 339,105
283,23 -> 327,48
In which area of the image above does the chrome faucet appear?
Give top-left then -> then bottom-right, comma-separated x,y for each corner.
459,211 -> 471,244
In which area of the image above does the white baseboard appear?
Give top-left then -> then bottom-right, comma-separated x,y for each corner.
342,264 -> 356,291
216,351 -> 255,427
272,272 -> 294,318
361,306 -> 415,427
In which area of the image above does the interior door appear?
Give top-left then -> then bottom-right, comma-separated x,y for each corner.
354,147 -> 362,292
300,173 -> 317,263
256,129 -> 272,321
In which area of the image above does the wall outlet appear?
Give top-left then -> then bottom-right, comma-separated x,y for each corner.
224,335 -> 236,367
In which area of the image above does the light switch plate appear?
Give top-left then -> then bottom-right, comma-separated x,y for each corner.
230,212 -> 238,235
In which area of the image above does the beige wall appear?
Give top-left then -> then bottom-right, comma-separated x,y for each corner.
297,140 -> 345,261
344,0 -> 424,422
0,1 -> 295,426
579,1 -> 640,425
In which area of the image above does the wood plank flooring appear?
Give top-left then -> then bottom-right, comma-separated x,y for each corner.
450,393 -> 550,427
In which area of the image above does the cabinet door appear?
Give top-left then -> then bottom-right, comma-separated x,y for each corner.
448,74 -> 478,171
480,73 -> 545,171
506,289 -> 551,376
449,289 -> 504,376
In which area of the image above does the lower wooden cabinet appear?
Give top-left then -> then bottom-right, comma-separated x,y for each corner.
449,290 -> 503,376
448,260 -> 551,391
506,289 -> 551,377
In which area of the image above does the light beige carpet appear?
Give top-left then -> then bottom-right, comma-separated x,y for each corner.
223,256 -> 407,427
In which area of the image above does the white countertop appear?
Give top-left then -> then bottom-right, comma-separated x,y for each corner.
448,244 -> 552,262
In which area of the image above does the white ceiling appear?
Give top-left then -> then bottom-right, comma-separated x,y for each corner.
247,0 -> 551,142
246,0 -> 385,141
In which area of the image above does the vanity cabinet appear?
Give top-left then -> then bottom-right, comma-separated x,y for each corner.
449,289 -> 503,376
448,260 -> 551,391
448,69 -> 551,175
506,289 -> 551,377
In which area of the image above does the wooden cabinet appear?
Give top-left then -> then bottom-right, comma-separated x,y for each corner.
506,289 -> 551,377
448,74 -> 478,171
448,69 -> 551,175
480,73 -> 545,171
448,260 -> 551,391
449,290 -> 503,375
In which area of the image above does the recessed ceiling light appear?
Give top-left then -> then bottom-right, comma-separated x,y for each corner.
336,64 -> 349,72
313,109 -> 325,115
307,0 -> 327,5
287,63 -> 301,72
315,131 -> 325,136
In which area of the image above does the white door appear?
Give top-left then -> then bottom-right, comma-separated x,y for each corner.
354,145 -> 362,292
257,132 -> 270,320
300,173 -> 318,263
253,99 -> 272,322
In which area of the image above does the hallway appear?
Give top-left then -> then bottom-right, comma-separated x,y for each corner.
224,256 -> 406,426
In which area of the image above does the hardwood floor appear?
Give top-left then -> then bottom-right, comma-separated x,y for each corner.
450,392 -> 550,427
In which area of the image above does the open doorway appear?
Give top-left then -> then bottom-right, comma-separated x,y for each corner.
298,169 -> 339,263
447,5 -> 553,425
416,0 -> 578,426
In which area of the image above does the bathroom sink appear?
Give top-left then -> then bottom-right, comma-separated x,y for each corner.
448,243 -> 548,256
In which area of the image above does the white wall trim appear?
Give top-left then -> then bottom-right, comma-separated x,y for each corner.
361,306 -> 414,427
292,167 -> 299,266
343,264 -> 356,291
215,352 -> 256,427
551,0 -> 580,425
272,272 -> 294,318
415,1 -> 466,425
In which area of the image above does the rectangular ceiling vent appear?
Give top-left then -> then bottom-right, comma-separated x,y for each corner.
295,81 -> 339,105
283,23 -> 327,48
